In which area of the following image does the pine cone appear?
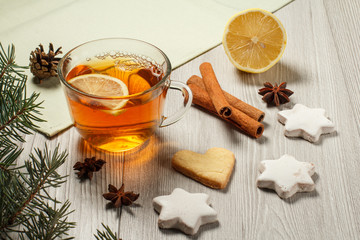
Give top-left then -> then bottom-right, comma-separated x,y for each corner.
29,43 -> 62,80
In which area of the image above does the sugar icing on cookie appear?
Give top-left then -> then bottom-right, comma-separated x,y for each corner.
256,154 -> 315,198
278,103 -> 335,142
153,188 -> 218,235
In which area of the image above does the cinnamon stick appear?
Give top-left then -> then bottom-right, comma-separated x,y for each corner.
199,62 -> 232,118
187,75 -> 265,122
188,83 -> 264,138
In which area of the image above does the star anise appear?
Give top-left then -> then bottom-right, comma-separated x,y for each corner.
103,184 -> 139,208
258,82 -> 294,106
73,157 -> 106,180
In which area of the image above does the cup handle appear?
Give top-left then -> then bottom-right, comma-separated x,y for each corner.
159,80 -> 193,127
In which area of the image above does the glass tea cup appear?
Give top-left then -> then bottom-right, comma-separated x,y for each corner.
58,38 -> 192,152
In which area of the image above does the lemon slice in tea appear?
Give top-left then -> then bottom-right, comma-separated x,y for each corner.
223,8 -> 287,73
68,74 -> 129,114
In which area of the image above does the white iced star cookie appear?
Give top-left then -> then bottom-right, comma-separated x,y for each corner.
153,188 -> 218,235
278,103 -> 335,143
256,154 -> 315,198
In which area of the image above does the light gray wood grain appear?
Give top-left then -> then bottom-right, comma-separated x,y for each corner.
17,0 -> 360,239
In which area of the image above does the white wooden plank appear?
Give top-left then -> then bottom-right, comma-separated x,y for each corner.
13,0 -> 360,239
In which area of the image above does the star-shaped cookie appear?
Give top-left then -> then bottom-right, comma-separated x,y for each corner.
256,154 -> 315,198
153,188 -> 217,235
278,103 -> 335,143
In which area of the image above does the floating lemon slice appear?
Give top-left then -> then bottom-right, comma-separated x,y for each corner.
68,74 -> 129,115
223,8 -> 287,73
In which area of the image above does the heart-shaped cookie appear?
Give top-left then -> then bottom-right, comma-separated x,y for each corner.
171,148 -> 235,189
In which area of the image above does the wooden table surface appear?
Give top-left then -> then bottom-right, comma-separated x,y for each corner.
20,0 -> 360,239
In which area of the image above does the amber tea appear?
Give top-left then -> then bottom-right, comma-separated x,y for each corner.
65,54 -> 167,152
59,38 -> 192,153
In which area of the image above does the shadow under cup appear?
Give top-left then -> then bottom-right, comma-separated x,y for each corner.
58,38 -> 192,152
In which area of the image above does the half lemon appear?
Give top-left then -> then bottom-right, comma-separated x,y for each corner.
223,8 -> 287,73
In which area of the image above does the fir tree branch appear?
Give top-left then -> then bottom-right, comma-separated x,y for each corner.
0,42 -> 74,239
0,43 -> 44,147
0,107 -> 27,131
1,145 -> 68,229
19,200 -> 75,240
0,145 -> 75,239
94,224 -> 120,240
